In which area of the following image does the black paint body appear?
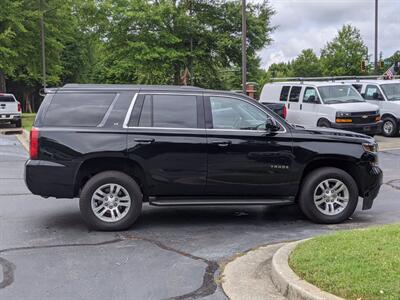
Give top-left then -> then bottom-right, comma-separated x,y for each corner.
25,85 -> 382,209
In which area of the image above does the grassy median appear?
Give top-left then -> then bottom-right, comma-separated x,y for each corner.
22,113 -> 36,131
290,224 -> 400,300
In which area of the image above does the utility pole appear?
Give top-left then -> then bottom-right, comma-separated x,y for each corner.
40,0 -> 46,90
241,0 -> 247,94
374,0 -> 378,73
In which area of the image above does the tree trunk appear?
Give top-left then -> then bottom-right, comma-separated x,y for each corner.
24,91 -> 32,113
174,64 -> 180,85
0,70 -> 6,92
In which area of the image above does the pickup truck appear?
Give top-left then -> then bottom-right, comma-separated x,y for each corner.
260,102 -> 287,119
0,93 -> 22,127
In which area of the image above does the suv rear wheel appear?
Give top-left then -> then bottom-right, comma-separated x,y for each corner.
79,171 -> 142,231
298,167 -> 358,224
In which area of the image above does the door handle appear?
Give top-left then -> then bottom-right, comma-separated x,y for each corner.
134,138 -> 155,144
288,103 -> 291,109
300,104 -> 302,110
210,140 -> 231,147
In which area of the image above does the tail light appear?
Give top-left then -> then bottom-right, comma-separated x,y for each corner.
30,127 -> 39,160
17,102 -> 21,112
282,106 -> 287,119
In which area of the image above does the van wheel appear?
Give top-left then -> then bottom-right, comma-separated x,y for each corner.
317,119 -> 331,128
382,116 -> 398,137
79,171 -> 142,231
298,167 -> 358,224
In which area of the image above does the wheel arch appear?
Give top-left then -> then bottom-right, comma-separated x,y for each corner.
297,156 -> 361,200
317,117 -> 331,127
74,157 -> 148,199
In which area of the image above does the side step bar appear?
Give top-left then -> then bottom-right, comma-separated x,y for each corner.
148,197 -> 294,207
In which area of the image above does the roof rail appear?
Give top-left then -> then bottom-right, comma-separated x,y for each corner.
271,75 -> 399,83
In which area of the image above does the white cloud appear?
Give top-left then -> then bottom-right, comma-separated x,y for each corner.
256,0 -> 400,68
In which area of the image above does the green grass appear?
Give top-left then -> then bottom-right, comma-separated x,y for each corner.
22,113 -> 36,131
290,224 -> 400,300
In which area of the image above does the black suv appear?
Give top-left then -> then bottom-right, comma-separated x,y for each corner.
25,84 -> 382,230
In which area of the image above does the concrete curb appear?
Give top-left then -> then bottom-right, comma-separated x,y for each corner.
16,128 -> 29,152
271,240 -> 344,300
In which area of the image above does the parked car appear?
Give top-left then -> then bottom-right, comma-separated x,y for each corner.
350,80 -> 400,137
0,93 -> 22,127
260,102 -> 287,119
260,82 -> 382,136
25,84 -> 382,230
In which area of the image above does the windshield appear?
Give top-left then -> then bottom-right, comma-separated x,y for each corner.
318,85 -> 365,104
381,83 -> 400,101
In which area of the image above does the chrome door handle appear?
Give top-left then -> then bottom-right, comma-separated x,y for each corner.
134,138 -> 155,144
210,140 -> 231,147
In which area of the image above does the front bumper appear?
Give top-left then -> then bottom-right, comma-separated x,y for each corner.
330,121 -> 382,135
360,166 -> 383,210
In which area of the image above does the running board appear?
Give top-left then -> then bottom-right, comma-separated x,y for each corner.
148,197 -> 294,207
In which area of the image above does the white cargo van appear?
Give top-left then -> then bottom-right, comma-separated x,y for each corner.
350,80 -> 400,136
0,93 -> 22,127
260,82 -> 382,136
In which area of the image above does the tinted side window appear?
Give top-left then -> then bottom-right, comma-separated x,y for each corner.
289,86 -> 302,102
43,93 -> 115,127
303,87 -> 318,103
138,94 -> 197,128
352,84 -> 362,93
210,96 -> 272,130
279,86 -> 290,102
365,85 -> 383,100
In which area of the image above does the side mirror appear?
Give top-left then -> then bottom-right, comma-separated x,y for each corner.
264,118 -> 281,133
373,92 -> 383,100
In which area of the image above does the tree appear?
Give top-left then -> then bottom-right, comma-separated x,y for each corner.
320,25 -> 368,76
94,0 -> 275,89
291,49 -> 322,77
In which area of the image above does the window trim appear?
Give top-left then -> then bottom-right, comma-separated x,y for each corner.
123,92 -> 205,130
124,93 -> 287,133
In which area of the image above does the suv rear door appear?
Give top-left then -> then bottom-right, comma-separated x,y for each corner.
126,92 -> 207,196
204,94 -> 296,198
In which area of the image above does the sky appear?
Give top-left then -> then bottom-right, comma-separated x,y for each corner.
257,0 -> 400,68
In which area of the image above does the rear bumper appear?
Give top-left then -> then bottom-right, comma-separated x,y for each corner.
0,114 -> 21,122
330,121 -> 382,135
25,160 -> 76,198
359,166 -> 383,210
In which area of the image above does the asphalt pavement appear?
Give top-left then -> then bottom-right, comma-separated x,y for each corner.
1,134 -> 400,300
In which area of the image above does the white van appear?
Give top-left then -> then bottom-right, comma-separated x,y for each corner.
350,80 -> 400,136
260,82 -> 382,136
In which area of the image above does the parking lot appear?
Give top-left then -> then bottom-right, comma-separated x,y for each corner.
1,133 -> 400,300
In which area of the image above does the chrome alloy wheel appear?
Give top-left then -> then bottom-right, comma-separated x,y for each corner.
383,120 -> 394,135
313,179 -> 349,216
91,183 -> 131,222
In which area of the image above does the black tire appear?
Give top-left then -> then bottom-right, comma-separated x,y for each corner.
13,119 -> 22,128
79,171 -> 142,231
298,167 -> 358,224
382,116 -> 398,137
317,119 -> 331,128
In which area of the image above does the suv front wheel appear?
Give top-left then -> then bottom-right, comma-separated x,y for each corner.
79,171 -> 143,231
298,167 -> 358,224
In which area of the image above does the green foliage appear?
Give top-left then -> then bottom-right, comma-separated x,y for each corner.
291,49 -> 322,77
320,25 -> 368,76
94,0 -> 274,89
290,224 -> 400,300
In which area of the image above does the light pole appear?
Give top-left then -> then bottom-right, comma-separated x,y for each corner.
241,0 -> 247,94
374,0 -> 378,73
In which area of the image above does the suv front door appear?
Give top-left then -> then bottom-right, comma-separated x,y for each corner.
126,93 -> 207,196
204,95 -> 296,198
